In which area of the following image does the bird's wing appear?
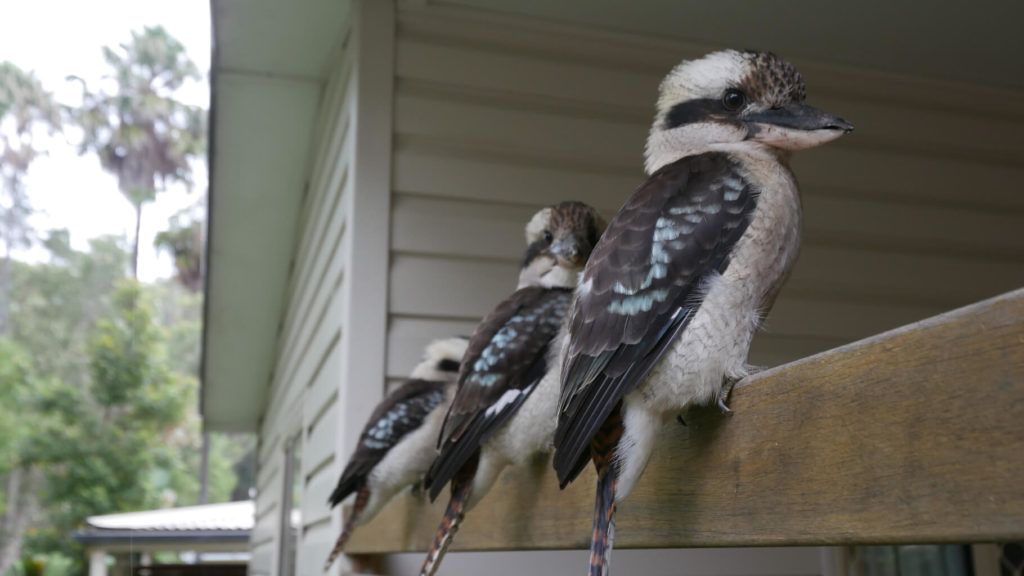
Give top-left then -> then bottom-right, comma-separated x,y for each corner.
554,152 -> 759,485
328,378 -> 448,506
426,286 -> 573,499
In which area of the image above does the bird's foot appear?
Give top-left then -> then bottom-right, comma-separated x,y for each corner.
716,396 -> 732,414
717,376 -> 741,415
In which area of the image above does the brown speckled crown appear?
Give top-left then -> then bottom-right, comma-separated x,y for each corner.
741,51 -> 807,106
547,201 -> 607,250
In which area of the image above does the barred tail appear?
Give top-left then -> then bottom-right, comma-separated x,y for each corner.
419,476 -> 473,576
588,405 -> 622,576
589,467 -> 618,576
323,485 -> 370,572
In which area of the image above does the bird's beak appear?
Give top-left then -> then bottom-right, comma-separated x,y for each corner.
745,102 -> 853,151
549,239 -> 583,268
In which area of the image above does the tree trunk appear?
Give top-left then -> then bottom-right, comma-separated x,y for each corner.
1,240 -> 9,336
1,209 -> 11,336
131,201 -> 142,280
0,467 -> 30,574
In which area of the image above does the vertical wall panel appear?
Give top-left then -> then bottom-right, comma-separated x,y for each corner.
250,23 -> 354,576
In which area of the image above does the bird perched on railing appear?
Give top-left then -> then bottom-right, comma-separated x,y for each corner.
553,49 -> 853,576
323,336 -> 468,572
419,201 -> 607,576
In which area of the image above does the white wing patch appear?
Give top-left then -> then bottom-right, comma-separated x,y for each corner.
484,388 -> 525,419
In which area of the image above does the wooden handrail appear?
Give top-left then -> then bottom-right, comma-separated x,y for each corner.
344,288 -> 1024,553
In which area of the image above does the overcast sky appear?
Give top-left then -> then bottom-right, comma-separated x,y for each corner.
0,1 -> 211,282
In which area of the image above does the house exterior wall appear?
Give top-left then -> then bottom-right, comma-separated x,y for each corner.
249,2 -> 1024,575
249,24 -> 356,576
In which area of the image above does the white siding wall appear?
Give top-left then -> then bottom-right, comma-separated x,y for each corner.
249,27 -> 355,576
385,4 -> 1024,382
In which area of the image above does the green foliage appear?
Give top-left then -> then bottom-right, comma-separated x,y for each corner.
40,230 -> 71,264
39,553 -> 73,576
72,26 -> 204,195
0,61 -> 61,176
24,282 -> 190,532
0,339 -> 35,497
4,239 -> 254,573
1,28 -> 253,574
19,557 -> 42,576
1,61 -> 63,340
5,540 -> 74,576
0,61 -> 61,253
154,207 -> 204,293
8,236 -> 128,388
0,62 -> 61,136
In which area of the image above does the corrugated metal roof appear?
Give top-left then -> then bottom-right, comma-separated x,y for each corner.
86,501 -> 255,532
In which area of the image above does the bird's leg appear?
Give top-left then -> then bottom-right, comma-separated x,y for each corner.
323,485 -> 370,571
717,375 -> 740,414
411,479 -> 426,497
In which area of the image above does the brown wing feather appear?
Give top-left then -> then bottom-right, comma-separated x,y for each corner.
427,286 -> 573,499
555,153 -> 759,485
329,378 -> 448,506
439,286 -> 571,447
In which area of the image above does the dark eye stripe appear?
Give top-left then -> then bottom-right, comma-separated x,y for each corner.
522,238 -> 548,266
663,98 -> 728,130
438,358 -> 460,373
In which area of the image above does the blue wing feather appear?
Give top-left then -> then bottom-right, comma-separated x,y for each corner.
554,153 -> 758,485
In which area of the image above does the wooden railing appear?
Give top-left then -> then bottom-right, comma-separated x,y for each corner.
344,288 -> 1024,555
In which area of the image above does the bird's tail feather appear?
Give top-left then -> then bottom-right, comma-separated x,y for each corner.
588,406 -> 622,576
589,468 -> 618,576
419,477 -> 473,576
323,485 -> 370,572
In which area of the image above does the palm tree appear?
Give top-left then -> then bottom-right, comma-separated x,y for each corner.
71,26 -> 205,279
0,61 -> 61,336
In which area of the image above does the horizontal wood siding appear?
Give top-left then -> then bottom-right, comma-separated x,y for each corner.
250,28 -> 354,576
386,3 -> 1024,381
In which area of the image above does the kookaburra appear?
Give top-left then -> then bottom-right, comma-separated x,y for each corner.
419,201 -> 607,576
323,336 -> 468,571
553,50 -> 853,575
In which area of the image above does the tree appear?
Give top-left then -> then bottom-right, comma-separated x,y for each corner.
0,63 -> 60,571
154,205 -> 204,293
8,235 -> 128,390
0,234 -> 126,575
70,26 -> 204,279
0,61 -> 61,335
5,240 -> 253,572
0,339 -> 41,576
22,282 -> 191,573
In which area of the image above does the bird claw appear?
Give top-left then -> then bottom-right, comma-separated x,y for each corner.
717,376 -> 739,414
412,480 -> 427,496
676,414 -> 687,427
716,396 -> 732,414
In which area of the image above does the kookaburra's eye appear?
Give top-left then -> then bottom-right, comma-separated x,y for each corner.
722,89 -> 746,112
543,230 -> 553,244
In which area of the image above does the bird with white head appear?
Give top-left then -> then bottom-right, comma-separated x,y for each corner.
555,49 -> 852,576
419,201 -> 606,576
